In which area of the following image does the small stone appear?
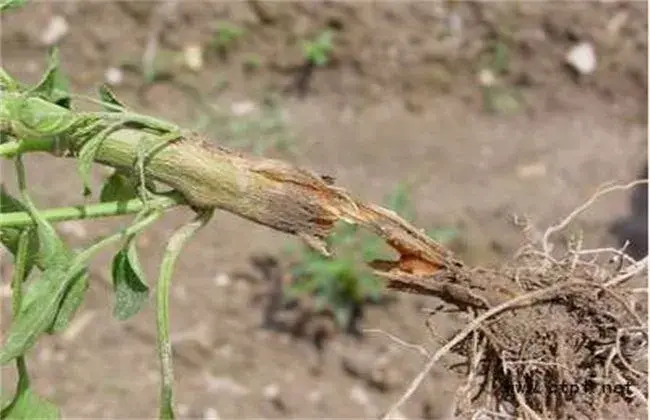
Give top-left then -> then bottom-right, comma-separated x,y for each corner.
231,100 -> 256,117
478,68 -> 495,87
263,383 -> 280,400
263,383 -> 286,411
565,42 -> 597,75
41,15 -> 69,46
184,44 -> 204,71
104,67 -> 124,86
516,162 -> 547,178
349,384 -> 370,406
213,273 -> 232,287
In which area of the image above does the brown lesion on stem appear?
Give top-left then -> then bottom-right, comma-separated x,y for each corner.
40,123 -> 498,307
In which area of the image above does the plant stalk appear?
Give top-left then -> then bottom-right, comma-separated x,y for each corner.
156,209 -> 213,420
0,194 -> 183,228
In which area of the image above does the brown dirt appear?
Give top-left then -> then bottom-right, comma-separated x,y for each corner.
1,1 -> 647,419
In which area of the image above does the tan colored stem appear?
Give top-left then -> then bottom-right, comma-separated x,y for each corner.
90,128 -> 476,295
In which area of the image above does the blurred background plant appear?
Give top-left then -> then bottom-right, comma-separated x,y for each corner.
212,20 -> 246,58
302,29 -> 335,67
194,92 -> 296,156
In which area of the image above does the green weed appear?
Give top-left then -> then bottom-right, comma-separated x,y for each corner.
302,30 -> 335,67
212,21 -> 246,56
479,26 -> 523,116
194,93 -> 296,156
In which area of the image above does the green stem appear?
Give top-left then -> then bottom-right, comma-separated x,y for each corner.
75,208 -> 163,265
0,194 -> 183,228
156,209 -> 213,420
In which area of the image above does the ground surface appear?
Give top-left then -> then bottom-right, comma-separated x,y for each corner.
1,2 -> 647,419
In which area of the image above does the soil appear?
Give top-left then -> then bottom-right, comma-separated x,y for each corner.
1,2 -> 647,419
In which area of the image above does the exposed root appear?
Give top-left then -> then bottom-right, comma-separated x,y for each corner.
382,181 -> 648,420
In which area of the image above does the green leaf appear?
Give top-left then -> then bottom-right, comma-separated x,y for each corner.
492,41 -> 510,75
10,96 -> 76,138
0,187 -> 40,275
100,171 -> 138,202
6,182 -> 70,273
0,265 -> 76,365
27,202 -> 70,270
0,0 -> 26,12
29,48 -> 71,109
98,84 -> 126,112
47,273 -> 89,333
111,241 -> 149,320
0,386 -> 60,419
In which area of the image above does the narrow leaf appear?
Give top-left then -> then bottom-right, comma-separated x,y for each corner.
111,241 -> 149,320
98,84 -> 126,111
29,48 -> 71,109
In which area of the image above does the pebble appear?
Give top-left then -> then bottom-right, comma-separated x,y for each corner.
104,67 -> 124,86
231,100 -> 257,117
516,162 -> 547,179
184,44 -> 204,71
349,384 -> 370,407
565,42 -> 597,75
213,273 -> 232,287
263,383 -> 286,411
478,68 -> 496,87
262,383 -> 280,401
41,15 -> 69,46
